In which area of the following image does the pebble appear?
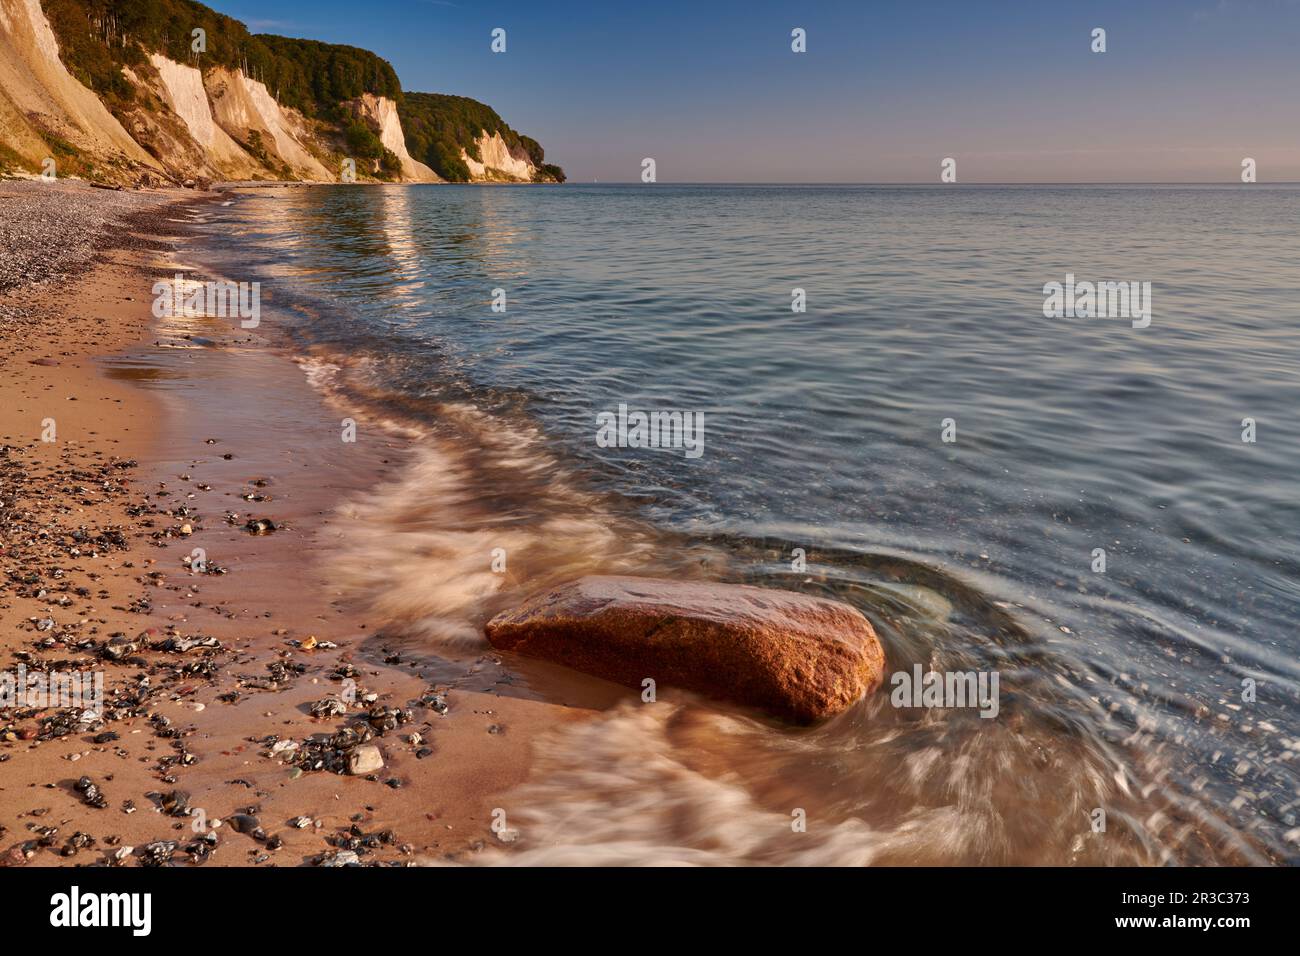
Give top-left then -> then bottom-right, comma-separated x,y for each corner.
0,183 -> 165,293
348,745 -> 385,775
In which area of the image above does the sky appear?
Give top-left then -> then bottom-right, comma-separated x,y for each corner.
215,0 -> 1300,182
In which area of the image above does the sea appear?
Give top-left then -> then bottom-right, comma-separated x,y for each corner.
198,183 -> 1300,864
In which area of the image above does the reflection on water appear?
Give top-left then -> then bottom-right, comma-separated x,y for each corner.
101,359 -> 186,384
196,184 -> 1300,865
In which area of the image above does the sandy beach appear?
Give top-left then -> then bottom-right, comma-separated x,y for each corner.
0,181 -> 591,866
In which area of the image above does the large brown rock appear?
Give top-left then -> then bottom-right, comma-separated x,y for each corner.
485,575 -> 885,724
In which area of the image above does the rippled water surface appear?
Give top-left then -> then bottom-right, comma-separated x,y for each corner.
202,184 -> 1300,864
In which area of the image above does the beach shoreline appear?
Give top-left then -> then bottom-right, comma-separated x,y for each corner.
4,180 -> 1292,869
0,181 -> 589,866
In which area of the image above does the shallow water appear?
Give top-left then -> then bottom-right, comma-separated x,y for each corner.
198,184 -> 1300,864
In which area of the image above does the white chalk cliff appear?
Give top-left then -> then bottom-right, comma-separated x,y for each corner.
351,93 -> 439,182
0,0 -> 442,184
0,0 -> 159,177
461,130 -> 540,182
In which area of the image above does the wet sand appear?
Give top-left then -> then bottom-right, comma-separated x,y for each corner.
0,182 -> 592,866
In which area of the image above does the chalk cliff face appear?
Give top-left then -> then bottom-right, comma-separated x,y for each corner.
0,0 -> 555,186
461,130 -> 537,182
398,90 -> 564,183
0,0 -> 360,182
350,93 -> 438,183
0,0 -> 159,179
147,56 -> 262,179
203,65 -> 334,180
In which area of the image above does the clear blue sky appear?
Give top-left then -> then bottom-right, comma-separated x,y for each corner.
215,0 -> 1300,182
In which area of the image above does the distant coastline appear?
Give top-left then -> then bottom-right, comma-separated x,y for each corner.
0,0 -> 563,187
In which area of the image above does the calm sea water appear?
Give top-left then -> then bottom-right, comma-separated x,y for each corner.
202,185 -> 1300,864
